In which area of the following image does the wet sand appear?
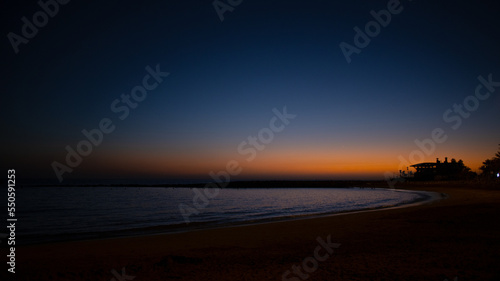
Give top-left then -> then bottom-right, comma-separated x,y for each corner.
8,182 -> 500,280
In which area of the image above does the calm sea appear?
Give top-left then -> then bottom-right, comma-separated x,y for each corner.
3,187 -> 436,245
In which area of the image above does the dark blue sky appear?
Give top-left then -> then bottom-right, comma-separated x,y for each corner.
2,0 -> 500,182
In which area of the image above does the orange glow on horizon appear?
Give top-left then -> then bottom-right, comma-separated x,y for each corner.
75,140 -> 495,180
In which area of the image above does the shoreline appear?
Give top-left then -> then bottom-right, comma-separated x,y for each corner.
10,182 -> 500,280
179,188 -> 445,236
16,187 -> 441,246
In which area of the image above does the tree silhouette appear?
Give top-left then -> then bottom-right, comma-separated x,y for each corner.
480,144 -> 500,179
441,158 -> 475,180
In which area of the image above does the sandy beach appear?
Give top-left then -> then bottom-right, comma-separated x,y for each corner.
7,182 -> 500,280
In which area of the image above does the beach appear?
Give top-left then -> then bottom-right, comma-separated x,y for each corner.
9,182 -> 500,280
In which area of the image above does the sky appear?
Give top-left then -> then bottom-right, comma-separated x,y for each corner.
2,0 -> 500,183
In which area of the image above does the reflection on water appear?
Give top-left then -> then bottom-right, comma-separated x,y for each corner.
10,187 -> 431,244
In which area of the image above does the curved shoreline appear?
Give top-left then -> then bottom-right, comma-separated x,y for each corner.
15,183 -> 500,280
184,188 -> 446,234
19,188 -> 446,246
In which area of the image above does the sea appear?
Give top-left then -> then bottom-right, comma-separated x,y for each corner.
1,186 -> 438,245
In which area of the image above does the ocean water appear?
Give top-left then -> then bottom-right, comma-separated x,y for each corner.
4,187 -> 434,245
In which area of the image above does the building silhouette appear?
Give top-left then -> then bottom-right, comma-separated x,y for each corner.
410,157 -> 470,181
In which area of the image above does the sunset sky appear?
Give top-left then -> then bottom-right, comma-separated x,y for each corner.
2,0 -> 500,183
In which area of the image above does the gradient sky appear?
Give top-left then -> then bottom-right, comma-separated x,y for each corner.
2,0 -> 500,183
